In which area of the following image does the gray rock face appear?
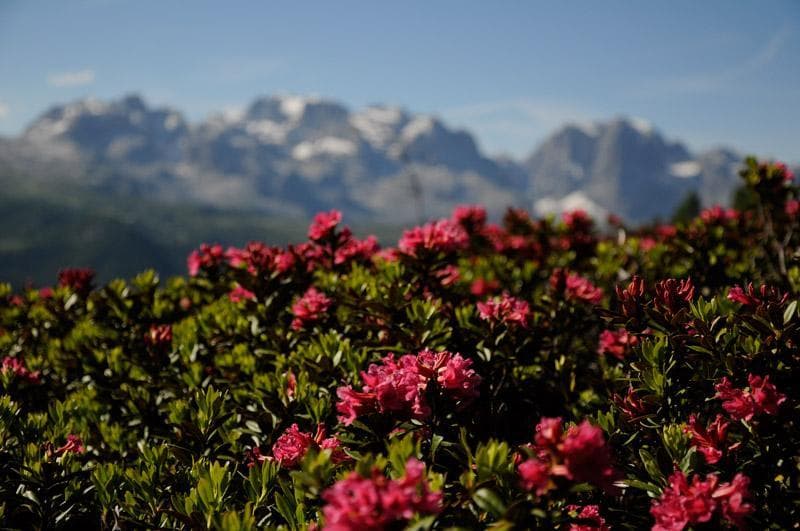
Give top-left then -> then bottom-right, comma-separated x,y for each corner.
1,94 -> 759,223
526,118 -> 709,222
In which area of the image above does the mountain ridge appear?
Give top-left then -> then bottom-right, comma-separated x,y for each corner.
0,93 -> 757,223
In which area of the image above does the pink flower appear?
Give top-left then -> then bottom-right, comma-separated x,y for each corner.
397,219 -> 469,257
700,205 -> 739,225
434,265 -> 461,287
336,386 -> 378,425
291,287 -> 332,331
272,424 -> 347,468
38,287 -> 54,299
774,161 -> 795,182
786,199 -> 800,217
477,292 -> 531,328
308,210 -> 343,241
1,356 -> 41,384
562,209 -> 593,231
361,355 -> 430,420
597,329 -> 639,360
715,374 -> 785,421
57,268 -> 95,294
564,273 -> 603,305
245,447 -> 270,468
334,235 -> 379,265
187,244 -> 224,276
714,377 -> 756,421
650,471 -> 753,531
452,204 -> 487,232
54,434 -> 85,457
567,504 -> 610,531
654,278 -> 695,319
319,434 -> 350,464
229,284 -> 256,303
470,277 -> 500,297
684,414 -> 733,465
534,417 -> 564,449
226,241 -> 280,275
612,386 -> 649,422
558,421 -> 619,491
651,471 -> 718,531
656,224 -> 678,239
526,418 -> 618,494
435,352 -> 481,402
321,458 -> 441,531
727,283 -> 788,308
616,275 -> 646,320
748,374 -> 786,416
713,473 -> 754,529
144,324 -> 172,349
335,350 -> 481,425
271,424 -> 314,468
285,370 -> 297,399
518,458 -> 551,495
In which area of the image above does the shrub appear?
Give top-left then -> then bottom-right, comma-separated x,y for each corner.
0,158 -> 799,529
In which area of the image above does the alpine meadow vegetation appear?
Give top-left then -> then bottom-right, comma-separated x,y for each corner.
2,157 -> 800,529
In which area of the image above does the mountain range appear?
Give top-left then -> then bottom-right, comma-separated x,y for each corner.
0,94 -> 750,225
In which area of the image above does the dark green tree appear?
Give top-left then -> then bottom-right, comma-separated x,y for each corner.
671,191 -> 701,224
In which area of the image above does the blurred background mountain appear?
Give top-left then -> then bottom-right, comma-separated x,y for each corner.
0,93 -> 761,286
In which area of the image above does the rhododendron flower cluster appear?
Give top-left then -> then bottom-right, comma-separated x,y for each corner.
398,219 -> 469,257
566,504 -> 610,531
518,417 -> 619,494
684,414 -> 737,464
1,356 -> 41,384
57,268 -> 95,294
700,205 -> 740,225
333,233 -> 379,265
452,204 -> 488,235
597,328 -> 639,360
477,292 -> 531,328
291,287 -> 332,330
228,284 -> 256,303
714,374 -> 786,421
262,423 -> 346,469
728,282 -> 788,308
654,278 -> 695,319
321,458 -> 441,531
551,269 -> 604,305
616,275 -> 646,321
611,386 -> 648,422
47,434 -> 85,458
650,470 -> 753,531
336,350 -> 481,425
187,243 -> 225,276
433,264 -> 460,287
308,210 -> 343,241
470,277 -> 500,296
144,324 -> 172,349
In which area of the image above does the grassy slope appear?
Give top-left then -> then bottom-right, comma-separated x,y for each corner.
0,180 -> 402,287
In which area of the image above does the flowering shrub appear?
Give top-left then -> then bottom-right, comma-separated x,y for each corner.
0,157 -> 799,529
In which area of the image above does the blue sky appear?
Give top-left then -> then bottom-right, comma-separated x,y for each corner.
1,0 -> 798,160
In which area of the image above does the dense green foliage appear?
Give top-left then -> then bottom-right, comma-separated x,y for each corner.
1,157 -> 799,529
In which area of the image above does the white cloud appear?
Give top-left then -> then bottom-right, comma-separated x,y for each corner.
0,102 -> 8,119
47,69 -> 96,87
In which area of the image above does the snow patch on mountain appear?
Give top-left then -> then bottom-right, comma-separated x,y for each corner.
670,160 -> 702,178
292,137 -> 358,160
535,191 -> 609,222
